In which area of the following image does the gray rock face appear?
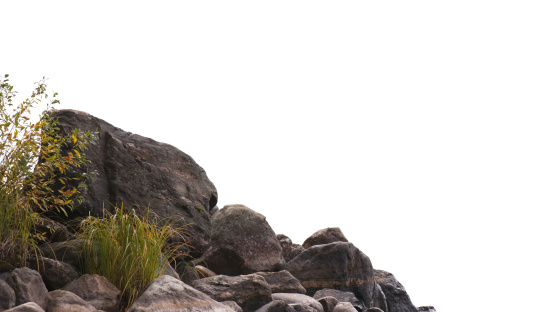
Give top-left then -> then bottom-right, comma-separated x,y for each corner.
191,274 -> 272,312
374,270 -> 417,312
221,301 -> 243,312
277,234 -> 304,263
283,242 -> 376,307
27,257 -> 79,290
126,275 -> 233,312
365,308 -> 384,312
313,289 -> 364,311
62,274 -> 121,312
5,267 -> 48,310
302,227 -> 349,249
199,205 -> 283,275
255,300 -> 294,312
255,271 -> 306,294
46,290 -> 96,312
271,293 -> 323,312
417,306 -> 436,312
333,302 -> 359,312
317,296 -> 338,312
3,302 -> 45,312
48,109 -> 218,255
0,278 -> 16,310
38,240 -> 84,268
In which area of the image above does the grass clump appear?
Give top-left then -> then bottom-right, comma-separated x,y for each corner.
79,205 -> 185,310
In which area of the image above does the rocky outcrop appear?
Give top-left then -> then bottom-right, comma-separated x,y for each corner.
255,271 -> 306,294
191,274 -> 272,312
197,205 -> 283,275
277,234 -> 305,263
302,227 -> 348,249
48,109 -> 218,255
62,274 -> 121,312
374,270 -> 417,312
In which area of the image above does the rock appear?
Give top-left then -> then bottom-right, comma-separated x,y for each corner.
32,216 -> 74,243
417,306 -> 436,312
3,302 -> 45,312
277,234 -> 304,263
317,296 -> 338,312
221,301 -> 243,312
365,308 -> 384,312
191,274 -> 272,312
47,109 -> 218,255
372,283 -> 388,312
271,293 -> 323,312
38,240 -> 84,268
313,289 -> 364,311
46,290 -> 96,312
126,275 -> 233,312
198,205 -> 283,275
254,300 -> 294,312
283,242 -> 376,307
302,227 -> 348,249
374,270 -> 417,312
255,271 -> 306,294
62,274 -> 121,312
27,257 -> 79,290
0,278 -> 16,310
5,267 -> 48,310
179,264 -> 216,284
333,302 -> 359,312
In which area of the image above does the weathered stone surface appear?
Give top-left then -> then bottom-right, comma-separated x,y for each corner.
256,271 -> 306,294
302,228 -> 348,249
62,274 -> 121,312
317,296 -> 338,312
0,278 -> 16,310
313,289 -> 364,311
3,302 -> 45,312
374,270 -> 417,312
372,283 -> 387,312
271,293 -> 323,312
27,257 -> 79,290
333,302 -> 359,312
5,267 -> 48,310
32,216 -> 74,243
38,240 -> 84,268
221,301 -> 243,312
191,274 -> 272,312
365,308 -> 384,312
255,300 -> 294,312
198,205 -> 283,275
46,290 -> 96,312
180,264 -> 217,284
48,109 -> 218,255
283,242 -> 376,307
417,306 -> 436,312
126,275 -> 233,312
277,234 -> 304,263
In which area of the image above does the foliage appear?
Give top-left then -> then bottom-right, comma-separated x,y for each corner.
0,74 -> 95,266
79,205 -> 186,310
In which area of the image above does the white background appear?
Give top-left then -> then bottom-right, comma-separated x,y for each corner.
2,1 -> 549,311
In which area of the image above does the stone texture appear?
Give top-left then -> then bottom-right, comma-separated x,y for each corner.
277,234 -> 304,263
5,267 -> 48,310
3,302 -> 45,312
47,109 -> 218,255
417,306 -> 436,312
126,275 -> 233,312
220,301 -> 243,312
38,240 -> 84,268
374,270 -> 417,312
317,296 -> 338,312
198,205 -> 283,275
313,289 -> 364,312
255,271 -> 306,294
283,242 -> 376,307
0,278 -> 16,310
333,302 -> 359,312
62,274 -> 121,312
32,216 -> 74,243
302,227 -> 348,249
271,293 -> 323,312
46,290 -> 96,312
365,308 -> 384,312
191,274 -> 272,312
372,283 -> 388,312
255,300 -> 294,312
27,257 -> 79,290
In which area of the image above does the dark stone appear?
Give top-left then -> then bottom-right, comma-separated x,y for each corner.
283,242 -> 376,308
38,239 -> 84,268
302,227 -> 348,249
313,289 -> 364,311
3,302 -> 45,312
62,274 -> 121,312
32,216 -> 74,243
197,205 -> 283,275
317,296 -> 338,312
27,257 -> 79,290
191,273 -> 272,312
374,270 -> 417,312
365,308 -> 384,312
256,271 -> 306,294
417,306 -> 436,312
271,293 -> 323,312
0,278 -> 16,310
277,234 -> 304,263
255,300 -> 295,312
46,109 -> 218,255
5,267 -> 48,310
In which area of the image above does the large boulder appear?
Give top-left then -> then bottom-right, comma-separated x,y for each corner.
333,302 -> 359,312
126,275 -> 233,312
38,240 -> 84,268
46,290 -> 96,312
47,109 -> 218,254
191,274 -> 272,312
374,270 -> 417,312
283,242 -> 376,308
5,268 -> 48,310
3,302 -> 45,312
62,274 -> 121,312
0,279 -> 16,310
271,293 -> 323,312
255,271 -> 306,294
27,257 -> 79,290
302,227 -> 348,249
197,205 -> 283,275
313,289 -> 364,311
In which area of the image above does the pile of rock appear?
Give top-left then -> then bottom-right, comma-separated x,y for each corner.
0,111 -> 435,312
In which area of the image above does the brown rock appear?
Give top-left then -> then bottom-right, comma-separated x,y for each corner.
62,274 -> 121,312
302,227 -> 348,249
256,271 -> 306,294
5,267 -> 48,310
